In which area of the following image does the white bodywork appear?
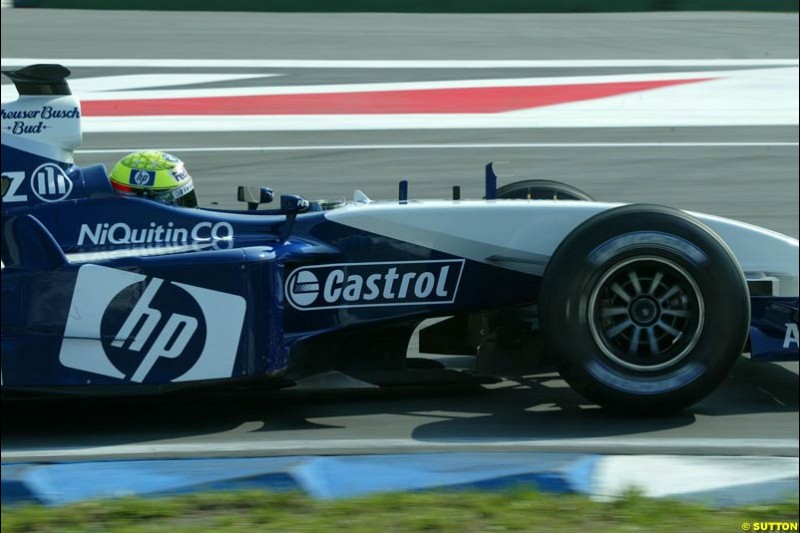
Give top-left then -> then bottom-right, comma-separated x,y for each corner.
3,80 -> 797,297
1,93 -> 82,164
327,200 -> 799,297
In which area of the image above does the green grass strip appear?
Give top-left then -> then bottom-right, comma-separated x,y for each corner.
2,489 -> 798,533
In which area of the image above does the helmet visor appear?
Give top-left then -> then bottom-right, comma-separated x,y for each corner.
112,175 -> 198,208
148,179 -> 197,207
175,189 -> 198,208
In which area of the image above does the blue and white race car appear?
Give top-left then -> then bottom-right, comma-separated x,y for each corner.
2,65 -> 797,413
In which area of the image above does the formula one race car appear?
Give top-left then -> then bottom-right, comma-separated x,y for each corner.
2,65 -> 798,413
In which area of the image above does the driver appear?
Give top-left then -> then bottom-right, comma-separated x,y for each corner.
109,151 -> 198,208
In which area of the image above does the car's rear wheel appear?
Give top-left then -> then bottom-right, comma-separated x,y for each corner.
539,204 -> 750,413
496,179 -> 594,201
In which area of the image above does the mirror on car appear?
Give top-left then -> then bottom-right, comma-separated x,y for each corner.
277,195 -> 311,240
237,186 -> 274,210
280,194 -> 310,214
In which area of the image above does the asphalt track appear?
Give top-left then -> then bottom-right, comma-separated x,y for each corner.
2,10 -> 797,60
1,10 -> 798,462
77,128 -> 800,238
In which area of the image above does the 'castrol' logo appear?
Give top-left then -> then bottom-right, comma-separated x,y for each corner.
286,260 -> 465,310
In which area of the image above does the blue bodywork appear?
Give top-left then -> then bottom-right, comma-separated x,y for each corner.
1,139 -> 797,392
749,297 -> 799,361
1,145 -> 542,390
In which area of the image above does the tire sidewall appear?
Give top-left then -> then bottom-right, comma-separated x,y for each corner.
541,205 -> 750,411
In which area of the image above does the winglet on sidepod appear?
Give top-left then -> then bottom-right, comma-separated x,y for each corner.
1,214 -> 68,271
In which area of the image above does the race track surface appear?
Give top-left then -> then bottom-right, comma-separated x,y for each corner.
3,10 -> 797,61
1,10 -> 798,461
2,357 -> 799,462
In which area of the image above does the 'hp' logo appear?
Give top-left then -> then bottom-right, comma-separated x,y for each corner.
59,265 -> 246,384
104,277 -> 204,382
287,270 -> 320,307
131,169 -> 156,186
30,163 -> 73,202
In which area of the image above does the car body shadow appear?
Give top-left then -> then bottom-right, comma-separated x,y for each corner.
1,357 -> 796,456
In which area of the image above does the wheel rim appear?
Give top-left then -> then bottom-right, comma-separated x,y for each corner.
588,256 -> 705,372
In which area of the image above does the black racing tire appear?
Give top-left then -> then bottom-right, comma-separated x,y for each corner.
539,204 -> 750,414
496,179 -> 595,201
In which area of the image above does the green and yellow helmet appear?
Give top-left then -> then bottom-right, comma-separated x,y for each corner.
110,151 -> 198,208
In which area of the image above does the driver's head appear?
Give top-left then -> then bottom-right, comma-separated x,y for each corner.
110,151 -> 198,208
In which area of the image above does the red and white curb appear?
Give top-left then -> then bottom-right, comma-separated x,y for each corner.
2,59 -> 797,131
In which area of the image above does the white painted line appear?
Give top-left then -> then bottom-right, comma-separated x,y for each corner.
2,437 -> 797,461
67,73 -> 280,93
0,73 -> 281,102
4,69 -> 741,102
79,112 -> 800,133
593,455 -> 799,501
76,142 -> 800,155
2,58 -> 799,69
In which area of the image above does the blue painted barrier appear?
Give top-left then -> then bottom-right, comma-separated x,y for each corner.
3,453 -> 797,507
1,464 -> 42,505
1,452 -> 598,505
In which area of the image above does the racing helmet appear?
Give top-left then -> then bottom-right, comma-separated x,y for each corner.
109,151 -> 198,208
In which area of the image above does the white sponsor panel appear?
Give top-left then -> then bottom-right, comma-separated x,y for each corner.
59,265 -> 246,383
